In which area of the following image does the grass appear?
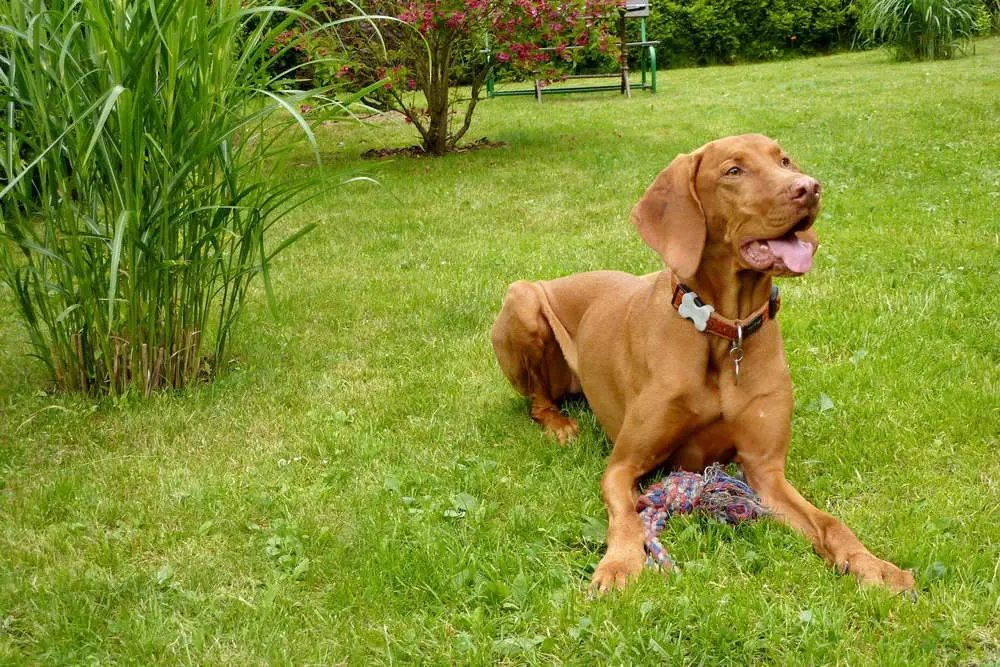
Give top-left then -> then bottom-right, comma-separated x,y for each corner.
2,37 -> 1000,664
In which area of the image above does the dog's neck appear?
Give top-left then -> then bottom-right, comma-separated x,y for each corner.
675,264 -> 774,323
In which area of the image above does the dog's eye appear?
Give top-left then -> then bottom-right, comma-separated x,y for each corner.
780,157 -> 791,167
726,166 -> 741,176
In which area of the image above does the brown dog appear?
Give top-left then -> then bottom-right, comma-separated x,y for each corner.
491,134 -> 914,593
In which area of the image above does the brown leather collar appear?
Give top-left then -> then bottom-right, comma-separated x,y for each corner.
670,273 -> 780,342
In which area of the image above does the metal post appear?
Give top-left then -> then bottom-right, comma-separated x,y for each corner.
619,15 -> 631,98
649,45 -> 656,93
484,34 -> 495,99
640,17 -> 647,88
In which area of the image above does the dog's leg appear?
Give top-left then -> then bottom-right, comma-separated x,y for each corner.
747,466 -> 914,591
491,281 -> 579,444
737,402 -> 915,592
590,404 -> 699,592
527,381 -> 579,445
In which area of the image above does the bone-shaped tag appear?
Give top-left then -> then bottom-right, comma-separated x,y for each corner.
678,291 -> 714,332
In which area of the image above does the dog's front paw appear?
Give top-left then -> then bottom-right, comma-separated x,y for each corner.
839,552 -> 915,595
588,549 -> 646,594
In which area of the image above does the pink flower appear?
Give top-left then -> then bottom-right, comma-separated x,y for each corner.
268,46 -> 277,55
497,52 -> 510,63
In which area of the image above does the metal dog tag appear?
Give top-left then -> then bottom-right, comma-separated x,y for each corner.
729,321 -> 744,383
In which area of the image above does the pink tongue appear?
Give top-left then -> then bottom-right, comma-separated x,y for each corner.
768,237 -> 814,273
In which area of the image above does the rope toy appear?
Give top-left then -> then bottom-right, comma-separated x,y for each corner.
637,464 -> 770,571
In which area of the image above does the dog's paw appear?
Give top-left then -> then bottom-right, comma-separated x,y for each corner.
839,553 -> 916,595
588,549 -> 645,594
544,417 -> 579,445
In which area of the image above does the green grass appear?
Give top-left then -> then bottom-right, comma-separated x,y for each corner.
2,38 -> 1000,664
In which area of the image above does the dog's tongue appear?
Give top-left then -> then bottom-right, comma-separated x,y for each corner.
768,237 -> 814,273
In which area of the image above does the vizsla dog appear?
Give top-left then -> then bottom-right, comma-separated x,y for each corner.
491,134 -> 914,593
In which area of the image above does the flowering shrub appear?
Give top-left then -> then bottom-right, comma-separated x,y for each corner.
300,0 -> 623,154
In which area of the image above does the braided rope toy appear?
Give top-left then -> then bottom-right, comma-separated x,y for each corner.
637,464 -> 770,571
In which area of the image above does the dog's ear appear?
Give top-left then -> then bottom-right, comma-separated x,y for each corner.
629,150 -> 706,279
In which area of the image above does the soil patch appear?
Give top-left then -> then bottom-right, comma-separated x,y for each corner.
361,137 -> 507,159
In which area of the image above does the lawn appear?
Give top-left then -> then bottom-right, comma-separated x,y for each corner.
2,38 -> 1000,664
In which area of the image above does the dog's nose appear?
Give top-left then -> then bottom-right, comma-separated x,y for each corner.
791,176 -> 821,205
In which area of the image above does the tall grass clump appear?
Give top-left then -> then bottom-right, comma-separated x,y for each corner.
858,0 -> 979,59
0,0 -> 376,395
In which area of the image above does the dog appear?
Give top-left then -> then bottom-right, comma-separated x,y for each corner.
490,134 -> 914,593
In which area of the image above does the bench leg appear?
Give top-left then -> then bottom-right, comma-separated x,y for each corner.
619,16 -> 631,98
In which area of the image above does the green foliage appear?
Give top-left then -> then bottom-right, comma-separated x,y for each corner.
857,0 -> 979,59
974,0 -> 999,32
0,0 -> 356,395
643,0 -> 856,67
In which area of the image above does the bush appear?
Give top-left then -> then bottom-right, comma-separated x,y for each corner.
304,0 -> 621,155
643,0 -> 856,67
974,0 -> 999,32
0,0 -> 356,395
857,0 -> 979,59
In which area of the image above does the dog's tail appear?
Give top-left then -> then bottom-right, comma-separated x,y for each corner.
531,282 -> 580,376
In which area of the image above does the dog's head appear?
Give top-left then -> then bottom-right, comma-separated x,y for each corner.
630,134 -> 820,280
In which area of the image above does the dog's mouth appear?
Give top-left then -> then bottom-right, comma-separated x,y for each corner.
740,216 -> 816,274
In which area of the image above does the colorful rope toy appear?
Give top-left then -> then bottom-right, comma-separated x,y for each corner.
637,464 -> 770,571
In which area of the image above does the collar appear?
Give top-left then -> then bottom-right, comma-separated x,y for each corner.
670,273 -> 780,342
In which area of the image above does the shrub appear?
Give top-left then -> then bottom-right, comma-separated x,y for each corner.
974,0 -> 999,32
0,0 -> 364,395
857,0 -> 979,59
300,0 -> 621,156
643,0 -> 856,67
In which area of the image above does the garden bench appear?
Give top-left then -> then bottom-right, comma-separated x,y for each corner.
486,0 -> 658,101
